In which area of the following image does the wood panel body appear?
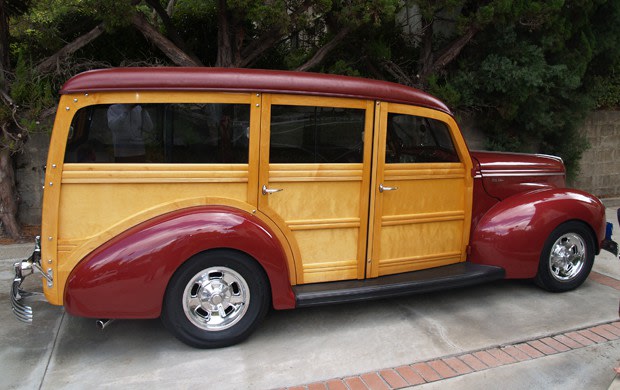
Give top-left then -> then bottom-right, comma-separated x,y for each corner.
42,89 -> 472,308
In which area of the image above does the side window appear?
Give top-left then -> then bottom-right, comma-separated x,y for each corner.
64,103 -> 250,164
386,113 -> 459,163
269,105 -> 365,163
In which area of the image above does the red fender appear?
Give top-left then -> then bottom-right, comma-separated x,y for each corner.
469,189 -> 606,278
64,206 -> 296,319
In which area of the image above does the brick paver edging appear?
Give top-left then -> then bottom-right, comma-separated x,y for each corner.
280,271 -> 620,390
282,320 -> 620,390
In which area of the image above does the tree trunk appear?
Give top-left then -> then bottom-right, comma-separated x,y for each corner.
131,13 -> 202,67
0,148 -> 20,238
36,23 -> 106,74
417,18 -> 434,83
216,0 -> 234,67
0,0 -> 9,81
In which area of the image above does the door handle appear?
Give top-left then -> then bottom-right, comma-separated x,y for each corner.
262,185 -> 284,195
379,184 -> 399,193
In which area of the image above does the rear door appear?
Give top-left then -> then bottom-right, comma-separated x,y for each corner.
257,94 -> 375,284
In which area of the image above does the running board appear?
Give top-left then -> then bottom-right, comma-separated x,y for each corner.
294,263 -> 505,307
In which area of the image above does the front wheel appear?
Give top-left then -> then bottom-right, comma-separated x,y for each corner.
535,222 -> 595,292
161,250 -> 270,348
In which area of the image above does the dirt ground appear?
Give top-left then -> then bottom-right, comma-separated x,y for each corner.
0,225 -> 40,245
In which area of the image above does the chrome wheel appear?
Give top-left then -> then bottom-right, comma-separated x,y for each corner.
536,221 -> 594,292
182,266 -> 250,331
548,233 -> 586,282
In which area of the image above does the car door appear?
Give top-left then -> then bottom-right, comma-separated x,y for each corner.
257,94 -> 375,284
367,102 -> 474,277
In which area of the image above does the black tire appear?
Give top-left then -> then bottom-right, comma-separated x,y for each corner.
161,250 -> 270,348
535,221 -> 595,292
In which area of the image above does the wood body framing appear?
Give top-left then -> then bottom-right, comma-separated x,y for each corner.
41,87 -> 473,306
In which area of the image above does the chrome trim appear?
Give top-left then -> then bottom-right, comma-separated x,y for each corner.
479,170 -> 565,177
11,277 -> 34,323
96,319 -> 115,330
262,185 -> 283,195
379,184 -> 399,193
10,236 -> 50,323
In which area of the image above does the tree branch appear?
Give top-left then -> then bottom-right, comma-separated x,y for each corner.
296,27 -> 351,72
236,30 -> 282,68
35,23 -> 105,74
166,0 -> 176,17
237,0 -> 314,68
418,24 -> 478,83
131,12 -> 202,67
382,60 -> 414,86
144,0 -> 201,64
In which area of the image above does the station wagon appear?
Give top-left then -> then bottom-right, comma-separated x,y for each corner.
11,68 -> 619,348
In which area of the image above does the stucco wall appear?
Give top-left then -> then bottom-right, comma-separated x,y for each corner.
572,111 -> 620,198
13,111 -> 620,226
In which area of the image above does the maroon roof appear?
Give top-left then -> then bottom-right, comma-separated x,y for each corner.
60,68 -> 451,114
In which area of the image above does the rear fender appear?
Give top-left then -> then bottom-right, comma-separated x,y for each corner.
64,206 -> 295,319
469,189 -> 605,278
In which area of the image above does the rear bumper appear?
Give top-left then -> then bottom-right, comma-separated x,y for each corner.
10,237 -> 52,323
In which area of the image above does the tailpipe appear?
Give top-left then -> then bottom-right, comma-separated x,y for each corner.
96,319 -> 114,330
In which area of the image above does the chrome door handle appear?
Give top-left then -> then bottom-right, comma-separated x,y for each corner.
262,185 -> 284,195
379,184 -> 399,193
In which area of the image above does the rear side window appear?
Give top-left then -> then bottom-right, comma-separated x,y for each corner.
64,103 -> 250,163
269,105 -> 365,163
386,113 -> 459,163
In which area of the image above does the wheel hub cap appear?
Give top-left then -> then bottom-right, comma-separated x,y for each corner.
182,267 -> 250,331
549,233 -> 586,281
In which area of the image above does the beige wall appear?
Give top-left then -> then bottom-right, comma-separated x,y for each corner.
572,111 -> 620,198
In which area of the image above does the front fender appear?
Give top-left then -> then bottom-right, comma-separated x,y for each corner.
64,206 -> 295,319
469,189 -> 606,278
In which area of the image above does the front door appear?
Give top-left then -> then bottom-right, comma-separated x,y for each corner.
367,102 -> 473,277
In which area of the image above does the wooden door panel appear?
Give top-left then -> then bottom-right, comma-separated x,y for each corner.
258,95 -> 374,284
369,102 -> 473,277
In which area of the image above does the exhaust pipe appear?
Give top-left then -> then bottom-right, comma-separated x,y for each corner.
96,319 -> 114,330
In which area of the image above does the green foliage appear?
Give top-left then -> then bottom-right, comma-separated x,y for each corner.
10,53 -> 55,132
1,0 -> 620,178
325,60 -> 361,76
416,1 -> 620,177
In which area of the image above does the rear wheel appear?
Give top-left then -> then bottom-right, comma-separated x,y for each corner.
535,222 -> 595,292
162,250 -> 270,348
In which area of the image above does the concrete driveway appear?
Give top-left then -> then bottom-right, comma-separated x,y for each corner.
2,206 -> 619,390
